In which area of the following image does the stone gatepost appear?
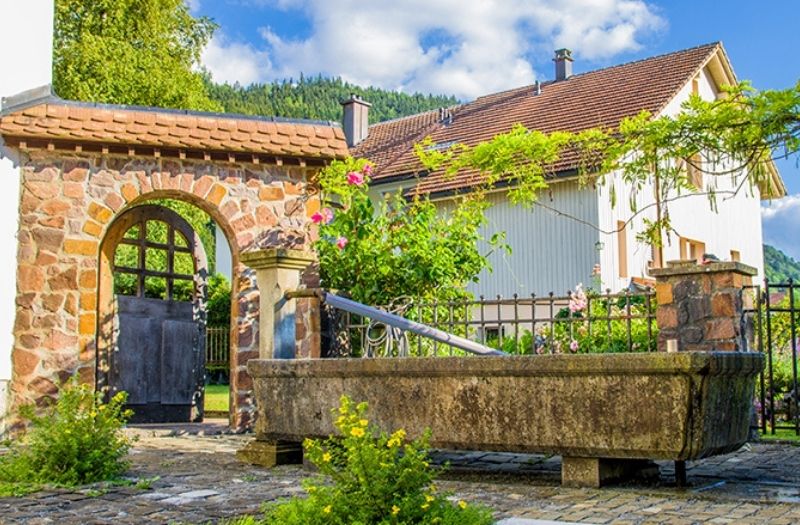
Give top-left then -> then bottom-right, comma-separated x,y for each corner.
649,260 -> 757,353
237,248 -> 315,466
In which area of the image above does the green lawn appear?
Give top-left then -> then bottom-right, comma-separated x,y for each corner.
760,427 -> 800,443
205,384 -> 230,413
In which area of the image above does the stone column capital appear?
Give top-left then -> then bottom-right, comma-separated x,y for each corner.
241,248 -> 316,271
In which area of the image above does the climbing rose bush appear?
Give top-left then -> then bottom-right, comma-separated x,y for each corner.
313,158 -> 504,306
249,396 -> 493,525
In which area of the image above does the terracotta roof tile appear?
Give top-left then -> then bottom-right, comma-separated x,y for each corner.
354,43 -> 721,196
0,98 -> 348,160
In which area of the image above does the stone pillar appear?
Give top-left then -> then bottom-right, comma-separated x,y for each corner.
649,261 -> 756,352
240,248 -> 316,359
237,248 -> 315,467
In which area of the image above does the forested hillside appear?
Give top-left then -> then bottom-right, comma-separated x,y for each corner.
764,244 -> 800,283
206,75 -> 459,123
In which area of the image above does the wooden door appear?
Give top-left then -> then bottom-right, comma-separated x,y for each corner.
107,205 -> 207,423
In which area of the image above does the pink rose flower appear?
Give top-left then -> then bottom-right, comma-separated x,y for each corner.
347,171 -> 365,185
569,339 -> 579,353
311,207 -> 334,224
336,236 -> 348,250
362,164 -> 373,176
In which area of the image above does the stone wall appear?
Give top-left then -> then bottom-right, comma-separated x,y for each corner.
11,151 -> 320,429
651,261 -> 756,353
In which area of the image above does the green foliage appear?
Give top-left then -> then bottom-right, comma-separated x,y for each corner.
207,75 -> 459,123
487,286 -> 657,354
207,273 -> 232,326
54,0 -> 220,111
242,396 -> 492,525
764,244 -> 800,283
315,159 -> 502,306
0,380 -> 132,496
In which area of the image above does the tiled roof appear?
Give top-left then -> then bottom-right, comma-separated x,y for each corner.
353,43 -> 722,196
0,97 -> 348,160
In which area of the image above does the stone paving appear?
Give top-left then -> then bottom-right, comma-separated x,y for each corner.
1,421 -> 799,524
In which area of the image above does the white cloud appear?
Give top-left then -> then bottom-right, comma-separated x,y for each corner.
202,0 -> 665,99
201,34 -> 272,85
762,194 -> 800,261
186,0 -> 201,13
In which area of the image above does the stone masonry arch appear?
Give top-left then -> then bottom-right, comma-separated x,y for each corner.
0,95 -> 346,430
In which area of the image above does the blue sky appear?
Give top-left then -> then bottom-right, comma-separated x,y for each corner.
192,0 -> 800,260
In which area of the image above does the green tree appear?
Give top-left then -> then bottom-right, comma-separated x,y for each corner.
53,0 -> 220,111
206,75 -> 458,123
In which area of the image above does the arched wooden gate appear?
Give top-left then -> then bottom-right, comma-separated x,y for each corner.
101,204 -> 208,423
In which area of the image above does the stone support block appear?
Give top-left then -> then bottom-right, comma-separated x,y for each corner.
236,439 -> 303,467
561,457 -> 659,488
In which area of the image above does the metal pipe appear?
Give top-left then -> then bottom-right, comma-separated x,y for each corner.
323,292 -> 507,357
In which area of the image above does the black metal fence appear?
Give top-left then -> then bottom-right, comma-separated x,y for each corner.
746,280 -> 800,437
322,289 -> 658,358
205,326 -> 230,370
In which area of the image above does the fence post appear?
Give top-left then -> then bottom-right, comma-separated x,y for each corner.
649,260 -> 757,352
240,249 -> 316,359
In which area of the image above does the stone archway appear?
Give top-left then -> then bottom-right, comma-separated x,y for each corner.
99,204 -> 209,423
0,96 -> 346,431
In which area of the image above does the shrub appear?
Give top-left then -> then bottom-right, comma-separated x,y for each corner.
250,396 -> 493,525
0,379 -> 132,495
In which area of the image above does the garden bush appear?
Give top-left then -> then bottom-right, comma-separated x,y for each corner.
0,379 -> 132,496
235,396 -> 493,525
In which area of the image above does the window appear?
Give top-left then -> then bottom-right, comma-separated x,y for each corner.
679,237 -> 706,263
649,242 -> 663,269
730,250 -> 741,262
617,221 -> 628,278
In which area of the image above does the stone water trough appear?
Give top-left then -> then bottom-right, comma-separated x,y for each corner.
242,351 -> 762,487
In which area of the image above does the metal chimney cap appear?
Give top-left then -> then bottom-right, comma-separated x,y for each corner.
340,93 -> 372,107
554,48 -> 574,61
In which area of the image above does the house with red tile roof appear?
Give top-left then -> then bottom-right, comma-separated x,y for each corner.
348,43 -> 786,297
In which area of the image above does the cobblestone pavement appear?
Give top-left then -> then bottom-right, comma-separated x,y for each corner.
1,421 -> 799,525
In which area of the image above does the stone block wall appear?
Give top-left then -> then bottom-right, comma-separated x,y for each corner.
650,261 -> 756,353
11,151 -> 320,430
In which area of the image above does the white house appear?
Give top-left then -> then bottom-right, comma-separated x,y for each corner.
349,43 -> 786,298
0,1 -> 54,427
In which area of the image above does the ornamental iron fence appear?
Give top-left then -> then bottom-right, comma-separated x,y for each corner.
321,288 -> 657,359
746,280 -> 800,437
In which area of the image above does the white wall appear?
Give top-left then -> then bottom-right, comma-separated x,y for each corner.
0,0 -> 54,422
214,224 -> 233,280
597,64 -> 766,292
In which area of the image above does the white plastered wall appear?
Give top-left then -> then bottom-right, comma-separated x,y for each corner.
0,1 -> 54,424
598,63 -> 766,293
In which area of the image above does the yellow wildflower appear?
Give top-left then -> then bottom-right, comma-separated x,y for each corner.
392,505 -> 400,515
336,415 -> 346,425
421,503 -> 430,510
323,505 -> 332,514
322,452 -> 332,462
350,427 -> 365,438
458,500 -> 468,509
425,494 -> 435,502
359,418 -> 368,427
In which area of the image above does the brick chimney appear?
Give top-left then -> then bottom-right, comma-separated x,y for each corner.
554,48 -> 574,81
340,94 -> 371,147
